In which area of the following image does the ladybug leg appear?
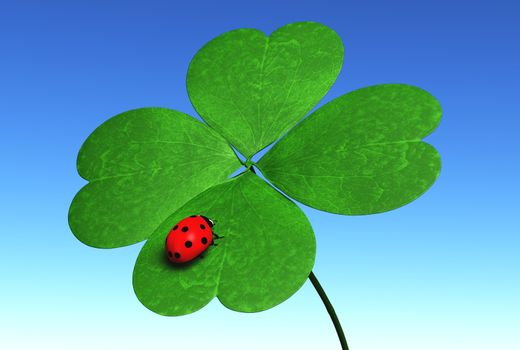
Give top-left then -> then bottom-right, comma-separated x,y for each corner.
212,232 -> 224,239
211,231 -> 224,246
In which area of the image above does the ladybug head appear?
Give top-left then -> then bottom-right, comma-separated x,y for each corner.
200,215 -> 215,228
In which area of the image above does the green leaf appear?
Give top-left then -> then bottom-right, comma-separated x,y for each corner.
68,108 -> 241,248
133,171 -> 316,315
186,21 -> 343,159
256,84 -> 442,215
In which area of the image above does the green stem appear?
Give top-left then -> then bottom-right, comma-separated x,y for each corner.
251,166 -> 348,348
309,271 -> 349,350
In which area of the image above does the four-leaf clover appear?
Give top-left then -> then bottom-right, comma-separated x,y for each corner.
69,21 -> 441,322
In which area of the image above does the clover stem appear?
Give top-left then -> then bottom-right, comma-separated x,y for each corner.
251,165 -> 348,348
309,271 -> 349,350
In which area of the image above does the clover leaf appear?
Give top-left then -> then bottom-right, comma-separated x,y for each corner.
186,21 -> 343,159
256,84 -> 442,215
133,171 -> 315,315
68,108 -> 242,248
69,21 -> 442,350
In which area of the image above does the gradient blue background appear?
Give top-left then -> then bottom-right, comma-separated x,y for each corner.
1,1 -> 518,349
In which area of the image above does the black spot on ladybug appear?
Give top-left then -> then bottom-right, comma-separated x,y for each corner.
168,251 -> 172,258
201,237 -> 208,245
173,225 -> 178,230
185,240 -> 192,248
200,224 -> 206,230
190,215 -> 197,217
181,226 -> 188,232
174,252 -> 181,259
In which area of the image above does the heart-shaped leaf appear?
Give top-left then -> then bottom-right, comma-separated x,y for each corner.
256,84 -> 442,215
132,171 -> 316,315
186,21 -> 343,159
68,108 -> 242,248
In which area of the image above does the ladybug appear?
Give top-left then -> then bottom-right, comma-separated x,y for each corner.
165,215 -> 222,264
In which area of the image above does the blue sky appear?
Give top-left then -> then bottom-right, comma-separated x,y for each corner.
1,1 -> 518,349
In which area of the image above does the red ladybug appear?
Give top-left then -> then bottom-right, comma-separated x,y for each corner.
165,215 -> 222,264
